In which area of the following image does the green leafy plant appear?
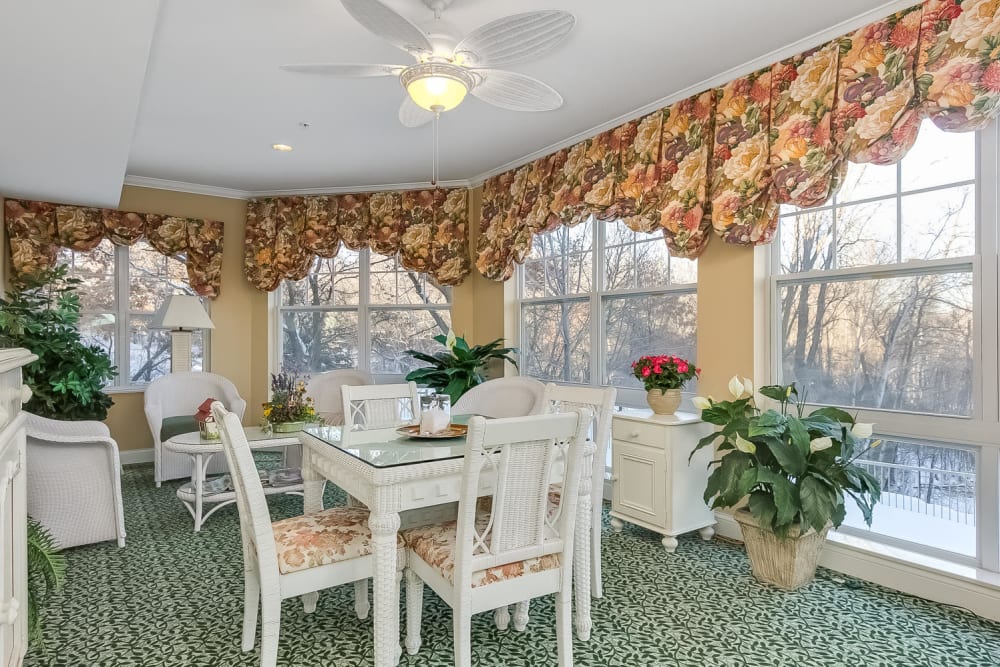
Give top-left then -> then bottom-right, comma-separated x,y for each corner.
691,377 -> 882,536
404,331 -> 517,404
0,266 -> 116,420
26,519 -> 66,646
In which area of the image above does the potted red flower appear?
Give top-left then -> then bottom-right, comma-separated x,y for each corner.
631,355 -> 700,415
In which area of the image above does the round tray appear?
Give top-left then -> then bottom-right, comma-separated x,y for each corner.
395,423 -> 469,439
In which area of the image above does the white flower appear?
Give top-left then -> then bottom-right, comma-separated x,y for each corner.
734,434 -> 757,454
445,330 -> 457,350
809,436 -> 833,453
851,423 -> 874,439
691,396 -> 712,411
728,376 -> 745,399
742,377 -> 753,396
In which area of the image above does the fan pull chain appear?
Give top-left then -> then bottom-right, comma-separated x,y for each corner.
431,108 -> 442,187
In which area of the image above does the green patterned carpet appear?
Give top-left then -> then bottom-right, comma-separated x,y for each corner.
26,463 -> 1000,667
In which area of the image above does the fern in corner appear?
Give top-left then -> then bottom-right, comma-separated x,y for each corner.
26,519 -> 66,646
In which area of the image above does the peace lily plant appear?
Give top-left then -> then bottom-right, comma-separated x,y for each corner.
690,376 -> 882,589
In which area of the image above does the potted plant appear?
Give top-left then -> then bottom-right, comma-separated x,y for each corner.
404,331 -> 517,404
26,519 -> 66,645
690,377 -> 881,590
0,266 -> 116,420
632,355 -> 699,415
262,372 -> 319,433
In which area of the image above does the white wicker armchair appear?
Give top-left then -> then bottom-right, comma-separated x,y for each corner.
25,413 -> 126,549
306,369 -> 373,426
452,377 -> 546,418
145,372 -> 247,486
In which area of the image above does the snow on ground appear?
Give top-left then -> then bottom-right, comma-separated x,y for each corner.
842,492 -> 975,557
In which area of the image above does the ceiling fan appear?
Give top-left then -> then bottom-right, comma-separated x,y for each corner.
280,0 -> 576,128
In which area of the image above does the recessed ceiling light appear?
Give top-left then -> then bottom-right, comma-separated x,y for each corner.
272,143 -> 293,152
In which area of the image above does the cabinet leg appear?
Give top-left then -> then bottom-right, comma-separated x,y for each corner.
610,517 -> 624,534
661,535 -> 678,553
698,525 -> 716,542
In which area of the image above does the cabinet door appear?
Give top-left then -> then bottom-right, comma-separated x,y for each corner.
612,441 -> 667,529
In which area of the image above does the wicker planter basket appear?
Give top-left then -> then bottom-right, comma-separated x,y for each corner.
646,388 -> 682,415
733,509 -> 831,590
272,421 -> 306,433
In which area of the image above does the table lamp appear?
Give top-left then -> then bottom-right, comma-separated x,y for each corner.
151,295 -> 215,373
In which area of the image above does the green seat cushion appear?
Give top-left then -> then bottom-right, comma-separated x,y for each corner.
160,416 -> 199,443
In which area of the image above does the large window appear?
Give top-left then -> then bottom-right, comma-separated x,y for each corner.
61,240 -> 206,388
518,217 -> 697,404
278,249 -> 451,377
772,120 -> 999,566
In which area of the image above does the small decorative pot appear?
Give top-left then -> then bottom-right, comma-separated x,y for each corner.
646,388 -> 682,415
733,509 -> 831,590
272,421 -> 306,434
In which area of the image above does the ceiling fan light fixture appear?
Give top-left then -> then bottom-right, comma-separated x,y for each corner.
401,62 -> 474,112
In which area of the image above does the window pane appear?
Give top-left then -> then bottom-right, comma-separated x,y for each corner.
780,209 -> 835,274
845,438 -> 976,557
836,198 -> 897,268
603,292 -> 697,389
58,241 -> 116,311
281,310 -> 359,372
282,252 -> 361,307
669,256 -> 698,285
837,160 -> 897,203
901,185 -> 976,261
901,121 -> 976,192
128,241 -> 193,312
127,316 -> 204,384
370,253 -> 451,305
79,313 -> 115,380
369,309 -> 451,374
779,271 -> 973,415
521,301 -> 591,383
526,222 -> 593,297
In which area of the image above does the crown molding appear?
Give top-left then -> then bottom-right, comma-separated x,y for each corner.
465,0 -> 917,186
124,175 -> 252,200
248,179 -> 473,197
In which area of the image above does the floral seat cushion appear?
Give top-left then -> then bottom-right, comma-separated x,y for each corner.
271,506 -> 403,575
404,517 -> 561,589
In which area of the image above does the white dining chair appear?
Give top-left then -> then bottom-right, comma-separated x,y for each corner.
341,382 -> 419,430
306,369 -> 373,425
402,410 -> 594,667
492,383 -> 616,632
212,401 -> 399,667
452,377 -> 546,418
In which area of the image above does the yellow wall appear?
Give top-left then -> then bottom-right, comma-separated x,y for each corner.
107,186 -> 268,451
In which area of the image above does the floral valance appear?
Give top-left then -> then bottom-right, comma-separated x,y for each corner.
477,0 -> 1000,281
3,199 -> 225,297
244,188 -> 471,291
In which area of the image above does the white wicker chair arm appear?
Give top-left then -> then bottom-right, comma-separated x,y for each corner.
24,412 -> 111,439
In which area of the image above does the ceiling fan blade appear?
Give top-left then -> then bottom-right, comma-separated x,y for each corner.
470,69 -> 563,112
455,11 -> 575,68
399,96 -> 435,128
340,0 -> 432,58
279,63 -> 405,78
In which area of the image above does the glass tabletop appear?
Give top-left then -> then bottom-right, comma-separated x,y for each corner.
303,420 -> 472,469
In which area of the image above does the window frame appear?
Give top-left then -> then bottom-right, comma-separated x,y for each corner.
515,216 -> 698,408
65,243 -> 211,392
272,248 -> 452,382
767,122 -> 1000,571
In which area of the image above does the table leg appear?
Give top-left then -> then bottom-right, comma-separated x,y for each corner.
574,455 -> 593,642
301,448 -> 325,515
193,454 -> 204,533
370,510 -> 401,667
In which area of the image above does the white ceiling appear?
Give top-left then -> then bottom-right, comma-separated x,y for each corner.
2,0 -> 917,206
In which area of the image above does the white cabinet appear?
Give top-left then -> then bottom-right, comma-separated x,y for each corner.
0,349 -> 35,667
609,410 -> 716,553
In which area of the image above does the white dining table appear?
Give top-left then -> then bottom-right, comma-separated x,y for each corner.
298,420 -> 595,667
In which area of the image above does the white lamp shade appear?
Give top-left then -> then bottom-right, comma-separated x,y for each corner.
151,295 -> 215,330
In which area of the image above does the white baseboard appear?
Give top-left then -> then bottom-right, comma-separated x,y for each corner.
713,511 -> 1000,623
120,448 -> 154,466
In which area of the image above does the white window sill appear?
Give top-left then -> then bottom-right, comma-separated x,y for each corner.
826,530 -> 1000,592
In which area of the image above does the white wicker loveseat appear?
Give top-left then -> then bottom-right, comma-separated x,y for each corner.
25,413 -> 126,549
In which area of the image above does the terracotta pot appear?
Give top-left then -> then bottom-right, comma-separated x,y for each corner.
646,388 -> 682,415
733,509 -> 831,590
